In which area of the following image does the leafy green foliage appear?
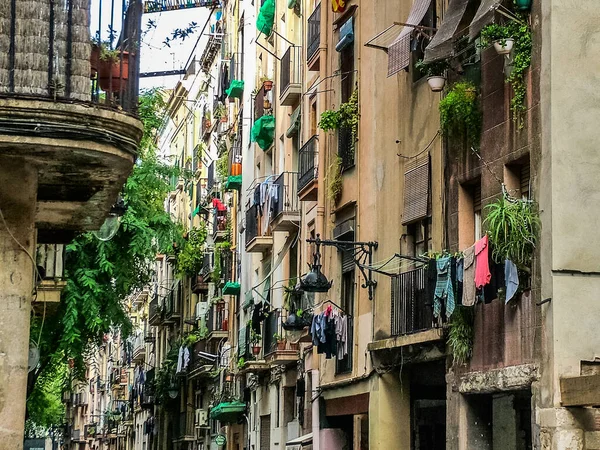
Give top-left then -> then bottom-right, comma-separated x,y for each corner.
439,81 -> 481,148
212,241 -> 231,284
415,59 -> 450,77
176,224 -> 208,277
480,23 -> 512,46
27,89 -> 183,426
318,109 -> 341,132
154,345 -> 179,405
318,90 -> 359,139
484,197 -> 539,269
327,155 -> 343,204
25,360 -> 67,434
216,151 -> 229,183
448,306 -> 474,365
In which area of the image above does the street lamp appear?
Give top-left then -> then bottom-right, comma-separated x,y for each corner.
298,234 -> 333,293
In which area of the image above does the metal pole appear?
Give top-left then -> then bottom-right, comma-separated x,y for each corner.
312,369 -> 320,450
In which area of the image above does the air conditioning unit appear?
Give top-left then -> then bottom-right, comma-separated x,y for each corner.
195,409 -> 209,428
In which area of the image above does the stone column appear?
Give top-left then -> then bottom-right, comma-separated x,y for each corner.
0,157 -> 38,448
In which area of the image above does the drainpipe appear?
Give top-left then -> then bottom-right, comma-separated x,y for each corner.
312,369 -> 320,450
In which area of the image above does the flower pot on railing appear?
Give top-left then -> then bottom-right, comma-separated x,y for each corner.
252,344 -> 262,355
289,342 -> 299,351
427,76 -> 446,92
277,340 -> 286,351
493,38 -> 514,55
98,51 -> 130,92
263,99 -> 272,109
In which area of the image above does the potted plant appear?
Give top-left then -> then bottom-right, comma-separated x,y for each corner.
415,59 -> 450,92
237,357 -> 246,369
260,75 -> 273,91
250,330 -> 262,355
480,23 -> 514,55
273,333 -> 286,350
263,98 -> 272,109
94,40 -> 130,92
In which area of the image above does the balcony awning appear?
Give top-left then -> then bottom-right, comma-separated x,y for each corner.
423,0 -> 470,63
225,175 -> 242,191
210,401 -> 246,423
387,0 -> 433,76
226,79 -> 244,99
286,105 -> 301,138
257,0 -> 276,35
222,281 -> 241,296
469,0 -> 501,40
251,115 -> 276,151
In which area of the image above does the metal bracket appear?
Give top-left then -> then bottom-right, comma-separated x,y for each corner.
307,234 -> 379,300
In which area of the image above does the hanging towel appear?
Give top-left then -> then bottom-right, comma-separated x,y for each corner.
462,245 -> 476,306
176,346 -> 184,373
474,235 -> 492,288
434,256 -> 455,319
183,346 -> 190,370
505,259 -> 519,303
456,257 -> 464,305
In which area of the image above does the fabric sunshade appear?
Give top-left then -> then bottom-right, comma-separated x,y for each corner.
251,115 -> 276,150
192,205 -> 200,217
286,105 -> 301,138
225,175 -> 242,191
257,0 -> 276,35
387,0 -> 433,76
469,0 -> 501,40
402,154 -> 431,224
423,0 -> 470,63
226,79 -> 244,98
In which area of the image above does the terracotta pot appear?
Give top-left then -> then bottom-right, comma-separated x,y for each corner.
263,99 -> 272,109
90,44 -> 101,76
231,162 -> 242,176
98,51 -> 130,92
262,80 -> 273,91
277,341 -> 286,351
427,76 -> 446,92
252,345 -> 261,355
289,342 -> 299,351
493,39 -> 514,55
220,115 -> 228,123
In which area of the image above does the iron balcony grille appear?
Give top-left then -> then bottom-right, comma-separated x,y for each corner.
262,309 -> 281,356
338,126 -> 355,171
220,248 -> 233,283
391,266 -> 438,336
272,172 -> 299,219
298,135 -> 318,192
245,204 -> 259,247
254,86 -> 266,122
213,209 -> 228,237
307,3 -> 321,61
280,46 -> 301,98
207,161 -> 215,192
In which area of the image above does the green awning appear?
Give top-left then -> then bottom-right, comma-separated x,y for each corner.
210,401 -> 246,423
251,115 -> 275,150
225,175 -> 242,191
192,205 -> 201,217
257,0 -> 276,35
222,281 -> 241,295
226,80 -> 244,99
285,105 -> 301,138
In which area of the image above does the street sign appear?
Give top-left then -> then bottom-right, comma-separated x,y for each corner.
215,434 -> 227,446
143,0 -> 220,13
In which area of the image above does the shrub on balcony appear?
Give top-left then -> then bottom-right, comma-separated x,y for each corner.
484,196 -> 539,270
439,81 -> 481,148
318,90 -> 359,140
212,242 -> 231,284
448,306 -> 474,365
176,224 -> 208,277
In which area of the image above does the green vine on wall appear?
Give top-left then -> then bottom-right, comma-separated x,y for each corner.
318,90 -> 359,140
326,155 -> 343,204
448,306 -> 475,365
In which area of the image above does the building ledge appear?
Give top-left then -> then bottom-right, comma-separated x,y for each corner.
367,328 -> 444,352
245,236 -> 273,253
458,364 -> 539,394
238,360 -> 270,375
265,349 -> 299,366
560,374 -> 600,407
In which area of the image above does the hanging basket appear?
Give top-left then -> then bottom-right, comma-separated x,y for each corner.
98,51 -> 130,92
493,39 -> 514,55
427,76 -> 446,92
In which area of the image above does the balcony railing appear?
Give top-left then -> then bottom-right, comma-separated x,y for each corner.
272,172 -> 299,219
207,162 -> 215,192
280,46 -> 302,102
338,127 -> 355,170
262,309 -> 281,356
391,266 -> 439,336
245,204 -> 260,247
175,410 -> 195,439
207,302 -> 228,334
298,136 -> 318,192
149,295 -> 161,324
254,86 -> 266,121
307,3 -> 321,61
213,209 -> 228,237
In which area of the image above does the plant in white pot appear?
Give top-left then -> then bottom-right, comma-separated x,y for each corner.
480,23 -> 514,55
416,59 -> 450,92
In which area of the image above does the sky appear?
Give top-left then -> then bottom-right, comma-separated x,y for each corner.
91,0 -> 212,90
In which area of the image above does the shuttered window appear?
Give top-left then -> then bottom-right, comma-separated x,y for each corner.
520,161 -> 531,200
402,155 -> 431,225
260,415 -> 271,449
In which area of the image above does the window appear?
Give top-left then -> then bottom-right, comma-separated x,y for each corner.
340,41 -> 355,103
504,157 -> 531,200
336,246 -> 354,374
458,179 -> 482,249
411,1 -> 437,82
407,218 -> 432,257
309,96 -> 317,136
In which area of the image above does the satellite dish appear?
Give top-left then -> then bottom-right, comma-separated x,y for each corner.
28,343 -> 40,373
92,215 -> 121,241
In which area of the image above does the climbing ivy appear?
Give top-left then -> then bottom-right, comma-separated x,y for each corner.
439,81 -> 481,148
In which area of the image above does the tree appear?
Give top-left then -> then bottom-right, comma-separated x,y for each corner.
26,88 -> 183,429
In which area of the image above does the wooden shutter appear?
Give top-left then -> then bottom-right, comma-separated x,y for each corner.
260,416 -> 271,449
520,161 -> 530,199
402,155 -> 431,225
473,182 -> 482,212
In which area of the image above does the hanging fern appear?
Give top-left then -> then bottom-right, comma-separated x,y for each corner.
448,306 -> 474,365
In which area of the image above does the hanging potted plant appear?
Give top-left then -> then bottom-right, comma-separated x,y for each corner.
480,23 -> 514,55
415,59 -> 450,92
95,42 -> 130,92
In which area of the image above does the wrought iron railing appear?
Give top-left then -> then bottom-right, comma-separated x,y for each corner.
272,172 -> 299,219
254,86 -> 265,121
213,209 -> 228,237
245,204 -> 260,247
307,4 -> 321,61
338,126 -> 355,170
262,309 -> 281,356
391,266 -> 438,336
149,295 -> 160,322
298,136 -> 318,192
280,46 -> 301,97
207,161 -> 215,192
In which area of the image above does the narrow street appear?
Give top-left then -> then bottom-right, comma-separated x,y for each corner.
1,1 -> 599,450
